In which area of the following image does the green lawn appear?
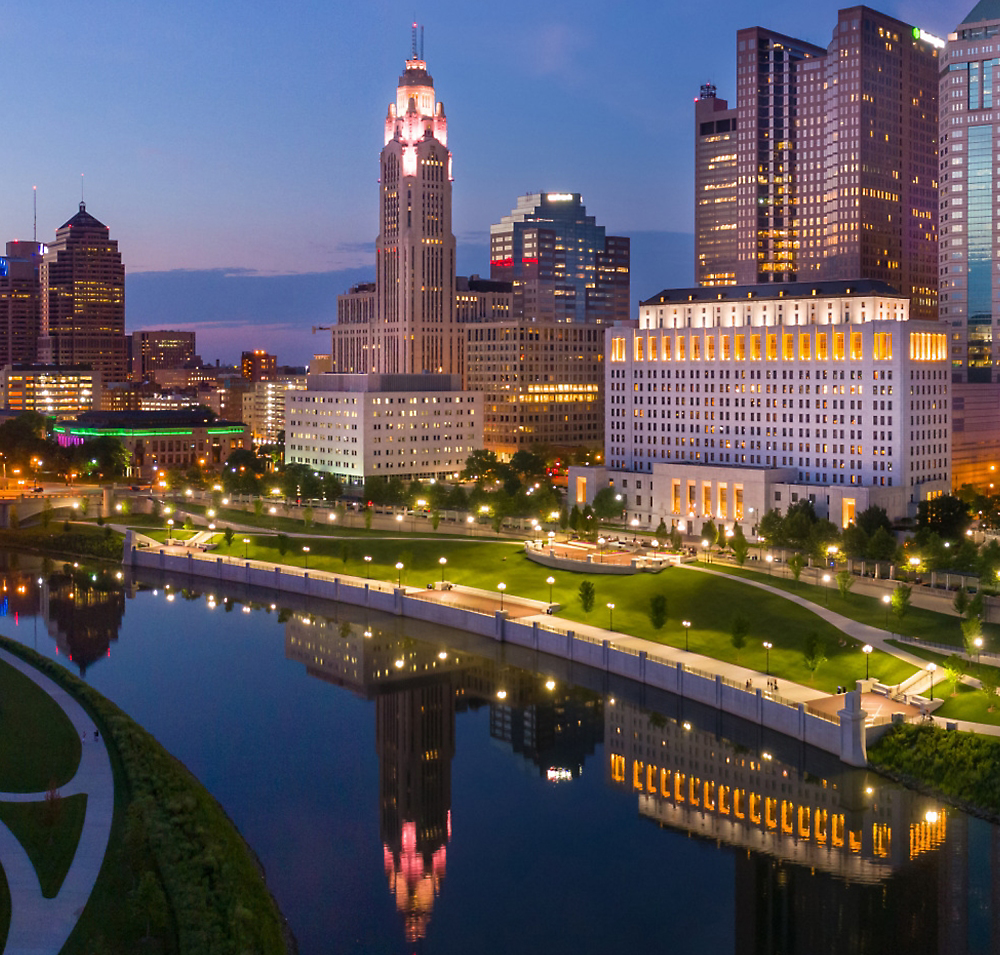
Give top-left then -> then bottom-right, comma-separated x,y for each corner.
0,795 -> 88,897
0,659 -> 81,792
708,561 -> 988,649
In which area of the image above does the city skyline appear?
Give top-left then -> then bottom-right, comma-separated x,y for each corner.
0,0 -> 972,364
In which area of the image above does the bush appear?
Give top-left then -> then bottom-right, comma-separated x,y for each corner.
578,580 -> 595,613
649,594 -> 667,630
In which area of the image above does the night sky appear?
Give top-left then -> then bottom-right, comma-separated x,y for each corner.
0,0 -> 972,364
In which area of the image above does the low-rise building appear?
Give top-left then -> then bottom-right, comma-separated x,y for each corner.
242,376 -> 306,445
570,281 -> 950,531
285,373 -> 481,487
53,409 -> 250,478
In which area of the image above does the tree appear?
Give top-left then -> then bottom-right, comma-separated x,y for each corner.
276,534 -> 288,556
783,500 -> 819,551
731,613 -> 749,661
649,594 -> 667,630
592,487 -> 622,521
803,632 -> 827,683
509,449 -> 546,482
758,509 -> 786,548
253,498 -> 264,519
700,520 -> 718,548
569,505 -> 582,532
836,570 -> 854,600
917,494 -> 972,540
841,523 -> 869,559
223,526 -> 234,548
655,519 -> 668,539
669,526 -> 683,551
787,553 -> 805,582
559,507 -> 569,530
364,506 -> 373,531
890,583 -> 912,623
730,525 -> 750,566
867,526 -> 898,562
303,506 -> 314,528
578,580 -> 596,613
962,616 -> 984,655
431,509 -> 441,531
954,585 -> 970,617
856,505 -> 892,538
944,654 -> 967,696
132,870 -> 168,941
462,449 -> 500,481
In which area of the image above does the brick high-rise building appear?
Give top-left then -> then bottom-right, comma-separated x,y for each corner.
131,330 -> 197,381
696,8 -> 940,321
40,202 -> 127,385
0,242 -> 44,366
241,349 -> 276,382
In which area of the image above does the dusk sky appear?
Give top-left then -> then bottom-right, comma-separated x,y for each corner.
1,0 -> 972,365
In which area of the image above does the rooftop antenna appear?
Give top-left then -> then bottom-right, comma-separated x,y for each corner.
411,21 -> 417,58
80,173 -> 85,208
33,186 -> 37,243
421,24 -> 424,59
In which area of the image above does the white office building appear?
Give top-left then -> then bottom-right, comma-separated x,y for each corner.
285,373 -> 481,486
570,281 -> 950,532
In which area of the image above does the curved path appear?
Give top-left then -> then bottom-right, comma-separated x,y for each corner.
0,647 -> 114,955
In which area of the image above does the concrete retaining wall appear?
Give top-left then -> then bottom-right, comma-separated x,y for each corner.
129,543 -> 860,765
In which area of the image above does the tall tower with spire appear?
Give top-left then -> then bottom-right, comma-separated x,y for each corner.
374,27 -> 458,375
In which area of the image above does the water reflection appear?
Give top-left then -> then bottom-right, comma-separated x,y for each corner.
285,613 -> 604,942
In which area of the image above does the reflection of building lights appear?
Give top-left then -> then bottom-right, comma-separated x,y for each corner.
546,767 -> 573,783
925,810 -> 940,824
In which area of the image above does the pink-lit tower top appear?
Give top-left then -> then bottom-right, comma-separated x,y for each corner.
375,25 -> 458,376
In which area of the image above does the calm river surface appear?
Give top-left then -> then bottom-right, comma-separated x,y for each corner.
1,554 -> 998,954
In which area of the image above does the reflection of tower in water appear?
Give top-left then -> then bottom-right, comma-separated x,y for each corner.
377,677 -> 455,945
43,572 -> 125,674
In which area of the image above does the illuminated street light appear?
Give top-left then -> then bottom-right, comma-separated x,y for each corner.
607,602 -> 615,630
765,554 -> 773,575
702,539 -> 710,564
763,641 -> 772,675
546,575 -> 555,603
822,572 -> 831,605
243,538 -> 250,560
364,555 -> 372,579
682,619 -> 691,652
395,561 -> 404,588
882,593 -> 891,629
863,644 -> 873,680
439,556 -> 447,584
927,662 -> 937,701
302,545 -> 310,571
498,582 -> 506,611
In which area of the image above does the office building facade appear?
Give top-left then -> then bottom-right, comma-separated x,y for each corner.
1,363 -> 98,416
698,8 -> 940,321
130,330 -> 197,381
0,242 -> 44,366
40,202 -> 127,385
694,86 -> 739,287
571,281 -> 949,530
285,373 -> 481,485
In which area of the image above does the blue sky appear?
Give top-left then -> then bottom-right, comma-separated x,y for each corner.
1,0 -> 972,364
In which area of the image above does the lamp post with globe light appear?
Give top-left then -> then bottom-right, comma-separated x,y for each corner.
763,641 -> 772,675
439,556 -> 447,584
498,582 -> 506,612
546,576 -> 555,604
364,555 -> 372,579
863,644 -> 873,680
682,620 -> 691,651
607,602 -> 615,631
395,561 -> 404,588
927,662 -> 937,701
822,573 -> 831,605
882,593 -> 891,630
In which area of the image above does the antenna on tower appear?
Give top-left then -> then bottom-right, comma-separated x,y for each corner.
80,173 -> 85,205
411,21 -> 417,58
420,24 -> 424,58
33,186 -> 36,242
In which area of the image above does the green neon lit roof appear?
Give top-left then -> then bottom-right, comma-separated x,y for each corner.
54,426 -> 246,437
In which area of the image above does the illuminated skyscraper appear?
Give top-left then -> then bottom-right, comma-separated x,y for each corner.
697,8 -> 940,321
40,202 -> 127,385
940,0 -> 1000,382
694,85 -> 738,287
375,30 -> 457,376
0,242 -> 44,366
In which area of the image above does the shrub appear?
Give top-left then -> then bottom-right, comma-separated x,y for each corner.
578,580 -> 595,613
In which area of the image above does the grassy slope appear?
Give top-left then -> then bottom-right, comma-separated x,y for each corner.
0,658 -> 81,792
0,795 -> 87,897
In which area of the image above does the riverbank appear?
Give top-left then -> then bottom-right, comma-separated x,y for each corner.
0,526 -> 124,563
0,636 -> 293,955
868,722 -> 1000,821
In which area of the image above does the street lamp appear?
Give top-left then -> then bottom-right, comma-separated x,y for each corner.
763,641 -> 772,675
598,536 -> 605,563
364,555 -> 372,578
607,602 -> 615,630
927,662 -> 937,701
439,556 -> 447,584
863,643 -> 873,680
682,619 -> 692,652
882,593 -> 891,629
498,582 -> 506,611
975,635 -> 984,665
702,539 -> 710,564
822,573 -> 831,605
302,545 -> 310,571
395,561 -> 404,588
765,554 -> 773,575
243,537 -> 250,560
546,575 -> 555,604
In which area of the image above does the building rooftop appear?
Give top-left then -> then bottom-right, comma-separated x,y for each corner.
640,279 -> 904,307
60,409 -> 243,430
58,201 -> 109,233
962,0 -> 1000,24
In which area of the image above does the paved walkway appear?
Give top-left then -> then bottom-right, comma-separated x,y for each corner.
0,647 -> 115,955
